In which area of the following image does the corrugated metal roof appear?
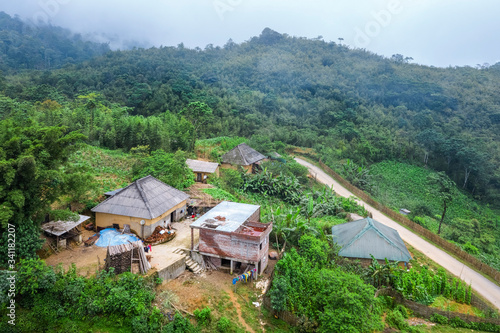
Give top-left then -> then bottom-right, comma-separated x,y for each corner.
91,175 -> 189,220
190,201 -> 260,232
186,159 -> 219,173
331,217 -> 412,262
221,143 -> 266,166
42,215 -> 90,236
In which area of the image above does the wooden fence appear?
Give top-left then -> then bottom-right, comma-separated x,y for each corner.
263,289 -> 500,327
377,288 -> 500,325
317,160 -> 500,285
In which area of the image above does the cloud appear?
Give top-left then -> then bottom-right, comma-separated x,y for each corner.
2,0 -> 500,67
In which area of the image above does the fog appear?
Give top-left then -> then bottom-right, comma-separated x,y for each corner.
3,0 -> 500,67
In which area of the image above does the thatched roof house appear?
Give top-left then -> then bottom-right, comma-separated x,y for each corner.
221,143 -> 267,173
186,159 -> 220,182
331,217 -> 412,266
92,175 -> 189,238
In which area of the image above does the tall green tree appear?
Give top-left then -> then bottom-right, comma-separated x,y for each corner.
0,120 -> 85,263
180,101 -> 213,149
427,171 -> 457,234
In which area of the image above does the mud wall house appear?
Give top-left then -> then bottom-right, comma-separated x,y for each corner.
331,217 -> 412,268
186,159 -> 220,183
221,143 -> 267,173
190,201 -> 272,274
91,175 -> 189,239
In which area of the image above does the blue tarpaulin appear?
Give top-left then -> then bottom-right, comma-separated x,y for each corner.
95,228 -> 140,247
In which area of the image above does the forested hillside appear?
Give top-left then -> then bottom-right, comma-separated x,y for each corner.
0,12 -> 109,72
2,25 -> 500,206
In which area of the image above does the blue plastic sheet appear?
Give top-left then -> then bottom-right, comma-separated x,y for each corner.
94,228 -> 140,247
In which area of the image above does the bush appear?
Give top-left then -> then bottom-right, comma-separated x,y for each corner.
162,312 -> 197,333
429,313 -> 448,325
394,304 -> 409,319
217,316 -> 231,332
386,309 -> 409,331
449,316 -> 469,329
193,307 -> 212,327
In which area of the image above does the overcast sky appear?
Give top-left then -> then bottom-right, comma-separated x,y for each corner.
2,0 -> 499,67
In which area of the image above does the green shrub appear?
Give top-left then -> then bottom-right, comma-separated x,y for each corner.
386,309 -> 409,331
394,304 -> 409,319
449,316 -> 469,329
429,313 -> 448,325
162,312 -> 197,333
194,307 -> 212,327
217,316 -> 231,332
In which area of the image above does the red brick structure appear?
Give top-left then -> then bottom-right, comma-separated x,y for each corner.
190,201 -> 272,274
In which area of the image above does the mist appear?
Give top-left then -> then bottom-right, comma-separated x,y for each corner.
3,0 -> 500,67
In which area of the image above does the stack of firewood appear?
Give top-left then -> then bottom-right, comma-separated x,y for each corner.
105,241 -> 151,274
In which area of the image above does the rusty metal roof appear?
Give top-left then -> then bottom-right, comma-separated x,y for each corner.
331,217 -> 412,262
186,159 -> 219,173
221,143 -> 266,166
190,201 -> 260,232
91,175 -> 189,219
41,215 -> 90,237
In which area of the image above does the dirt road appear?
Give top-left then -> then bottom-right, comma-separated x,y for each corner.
295,157 -> 500,311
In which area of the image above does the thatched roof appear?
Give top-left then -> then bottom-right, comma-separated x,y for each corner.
186,159 -> 219,173
41,215 -> 90,237
91,175 -> 189,220
221,143 -> 266,166
331,217 -> 412,262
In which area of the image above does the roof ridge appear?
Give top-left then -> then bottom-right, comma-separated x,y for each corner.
237,143 -> 249,165
343,218 -> 405,256
366,219 -> 405,254
136,176 -> 154,219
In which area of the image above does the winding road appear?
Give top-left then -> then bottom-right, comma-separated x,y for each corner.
295,157 -> 500,310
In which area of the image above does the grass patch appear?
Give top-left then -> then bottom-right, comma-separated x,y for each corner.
431,296 -> 484,316
203,188 -> 237,202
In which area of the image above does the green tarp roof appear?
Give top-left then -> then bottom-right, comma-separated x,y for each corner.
331,217 -> 412,262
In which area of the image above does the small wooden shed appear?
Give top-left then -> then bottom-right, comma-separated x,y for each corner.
41,215 -> 90,251
186,159 -> 220,183
104,240 -> 151,274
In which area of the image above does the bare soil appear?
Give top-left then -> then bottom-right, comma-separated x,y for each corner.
43,218 -> 197,276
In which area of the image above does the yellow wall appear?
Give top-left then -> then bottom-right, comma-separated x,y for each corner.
221,163 -> 252,173
95,201 -> 187,238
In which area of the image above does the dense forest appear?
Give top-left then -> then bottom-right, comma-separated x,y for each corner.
2,17 -> 500,206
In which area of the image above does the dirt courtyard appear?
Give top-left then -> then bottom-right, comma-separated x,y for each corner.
44,218 -> 199,276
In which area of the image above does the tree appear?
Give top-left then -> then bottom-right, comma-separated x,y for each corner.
427,171 -> 457,234
180,101 -> 213,150
0,120 -> 85,263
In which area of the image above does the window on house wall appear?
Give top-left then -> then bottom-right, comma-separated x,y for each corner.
260,242 -> 262,250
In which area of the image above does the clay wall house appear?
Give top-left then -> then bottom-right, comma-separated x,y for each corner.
221,143 -> 267,173
91,175 -> 189,239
